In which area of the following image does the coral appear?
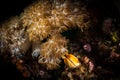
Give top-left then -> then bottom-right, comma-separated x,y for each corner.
19,0 -> 91,70
38,34 -> 68,69
0,16 -> 30,59
0,0 -> 95,79
20,0 -> 90,42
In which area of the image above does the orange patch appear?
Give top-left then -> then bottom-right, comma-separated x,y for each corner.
64,54 -> 80,68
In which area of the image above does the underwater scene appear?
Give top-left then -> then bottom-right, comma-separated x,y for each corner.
0,0 -> 120,80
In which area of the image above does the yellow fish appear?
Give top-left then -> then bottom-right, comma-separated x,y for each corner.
62,53 -> 80,68
111,31 -> 119,42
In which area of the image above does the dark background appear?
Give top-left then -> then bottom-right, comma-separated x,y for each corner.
0,0 -> 33,23
0,0 -> 120,23
0,0 -> 120,79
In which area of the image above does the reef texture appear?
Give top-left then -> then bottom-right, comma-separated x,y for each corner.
1,0 -> 120,80
20,0 -> 90,42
